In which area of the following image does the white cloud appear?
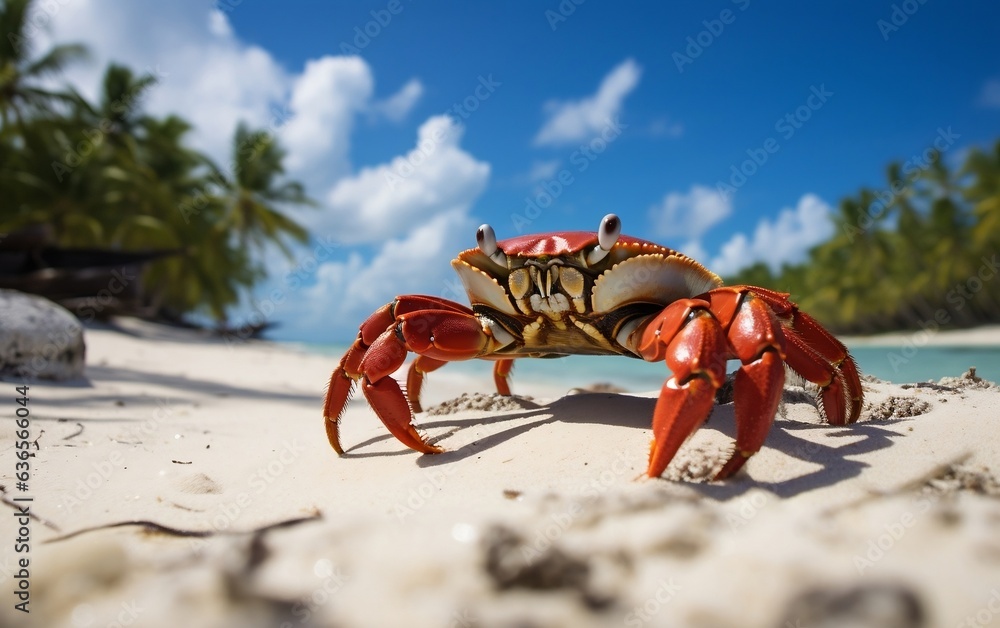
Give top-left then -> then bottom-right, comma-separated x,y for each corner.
650,184 -> 732,241
35,0 -> 392,188
978,78 -> 1000,108
295,211 -> 475,336
527,159 -> 562,183
160,46 -> 290,163
647,117 -> 684,138
709,194 -> 833,277
36,0 -> 289,164
534,58 -> 641,146
323,115 -> 490,243
372,78 -> 424,122
340,210 -> 471,306
207,9 -> 233,38
279,56 -> 373,183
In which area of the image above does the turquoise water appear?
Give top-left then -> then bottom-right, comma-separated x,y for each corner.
843,346 -> 1000,383
301,342 -> 1000,389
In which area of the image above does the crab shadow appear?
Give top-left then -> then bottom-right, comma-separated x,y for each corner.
348,391 -> 902,499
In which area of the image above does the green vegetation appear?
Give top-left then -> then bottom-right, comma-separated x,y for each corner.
727,143 -> 1000,334
0,0 -> 312,323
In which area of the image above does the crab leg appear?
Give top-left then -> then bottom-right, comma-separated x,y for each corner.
357,327 -> 442,453
406,356 -> 516,413
326,297 -> 508,454
705,290 -> 788,480
782,333 -> 852,426
323,301 -> 397,454
734,286 -> 863,425
406,356 -> 448,413
493,358 -> 515,396
324,295 -> 484,454
372,309 -> 504,451
636,300 -> 728,479
785,313 -> 863,424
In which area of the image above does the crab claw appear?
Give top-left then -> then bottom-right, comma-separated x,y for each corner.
363,373 -> 442,454
639,300 -> 727,478
324,294 -> 508,456
710,292 -> 787,480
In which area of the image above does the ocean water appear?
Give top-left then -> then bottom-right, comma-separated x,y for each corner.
301,342 -> 1000,391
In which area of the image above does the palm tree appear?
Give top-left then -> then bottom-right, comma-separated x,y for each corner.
797,192 -> 894,332
111,118 -> 313,322
0,1 -> 317,326
919,154 -> 973,290
125,114 -> 236,319
959,141 -> 1000,319
963,141 -> 1000,255
0,0 -> 86,128
722,142 -> 1000,333
219,122 -> 313,258
97,64 -> 158,135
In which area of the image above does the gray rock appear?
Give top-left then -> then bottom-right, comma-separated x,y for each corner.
0,289 -> 85,380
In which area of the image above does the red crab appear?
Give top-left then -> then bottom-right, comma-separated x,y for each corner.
323,214 -> 863,480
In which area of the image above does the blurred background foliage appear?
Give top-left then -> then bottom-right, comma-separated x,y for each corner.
726,142 -> 1000,334
0,0 -> 312,324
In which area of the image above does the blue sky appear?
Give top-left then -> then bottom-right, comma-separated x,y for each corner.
37,1 -> 1000,342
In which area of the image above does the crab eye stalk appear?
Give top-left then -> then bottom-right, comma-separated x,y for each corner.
587,213 -> 621,265
476,223 -> 507,266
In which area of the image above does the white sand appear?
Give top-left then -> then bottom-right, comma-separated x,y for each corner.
843,324 -> 1000,347
1,319 -> 999,628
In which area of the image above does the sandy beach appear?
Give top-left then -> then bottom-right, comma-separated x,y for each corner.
1,318 -> 999,628
842,324 -> 1000,348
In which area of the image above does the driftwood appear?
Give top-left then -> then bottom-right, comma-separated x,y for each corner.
0,225 -> 177,319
